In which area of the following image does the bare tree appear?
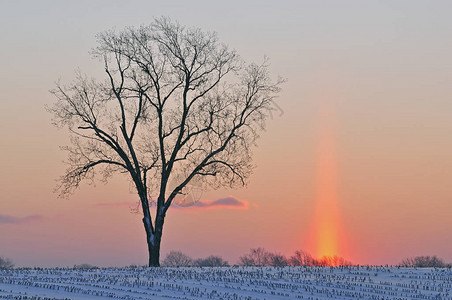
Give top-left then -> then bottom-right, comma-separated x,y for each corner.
239,248 -> 289,266
398,256 -> 447,268
162,251 -> 193,267
0,256 -> 14,269
290,250 -> 316,266
316,255 -> 354,267
267,252 -> 289,267
48,17 -> 283,267
239,248 -> 271,266
193,255 -> 229,267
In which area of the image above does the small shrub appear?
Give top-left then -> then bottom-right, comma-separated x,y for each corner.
239,248 -> 289,266
290,250 -> 316,266
316,256 -> 354,267
398,256 -> 447,268
239,248 -> 270,266
267,253 -> 289,266
193,255 -> 229,267
0,257 -> 14,269
162,251 -> 193,267
73,263 -> 98,269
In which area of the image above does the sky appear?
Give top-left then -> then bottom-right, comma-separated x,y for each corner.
1,0 -> 452,267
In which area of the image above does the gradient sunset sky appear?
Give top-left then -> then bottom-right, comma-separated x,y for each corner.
1,0 -> 452,267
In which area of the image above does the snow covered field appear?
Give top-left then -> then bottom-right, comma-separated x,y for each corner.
0,266 -> 451,299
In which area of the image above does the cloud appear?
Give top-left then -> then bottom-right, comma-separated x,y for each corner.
0,214 -> 42,225
176,196 -> 251,210
92,196 -> 253,211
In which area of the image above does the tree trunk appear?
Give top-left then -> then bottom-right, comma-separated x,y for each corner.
141,218 -> 160,267
148,234 -> 161,267
143,214 -> 164,267
140,189 -> 166,267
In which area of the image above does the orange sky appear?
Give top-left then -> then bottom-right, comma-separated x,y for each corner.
1,1 -> 452,267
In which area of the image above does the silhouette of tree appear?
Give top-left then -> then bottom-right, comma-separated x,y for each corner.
48,17 -> 282,267
239,247 -> 285,266
267,252 -> 289,266
193,255 -> 229,267
290,250 -> 316,266
316,255 -> 353,267
399,255 -> 447,268
239,247 -> 269,266
162,251 -> 193,267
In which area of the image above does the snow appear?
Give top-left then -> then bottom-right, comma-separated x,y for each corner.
0,266 -> 451,299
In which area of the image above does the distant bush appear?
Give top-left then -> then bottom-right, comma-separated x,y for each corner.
162,251 -> 193,267
290,250 -> 317,266
239,248 -> 271,266
193,255 -> 229,267
316,256 -> 354,267
398,256 -> 449,268
73,263 -> 98,270
239,248 -> 289,266
0,256 -> 14,269
267,252 -> 289,266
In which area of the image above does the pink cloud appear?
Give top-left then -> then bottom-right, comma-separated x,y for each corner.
174,196 -> 251,210
93,196 -> 252,211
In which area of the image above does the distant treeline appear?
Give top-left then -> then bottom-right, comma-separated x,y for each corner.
1,252 -> 450,269
161,248 -> 354,267
160,250 -> 452,268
